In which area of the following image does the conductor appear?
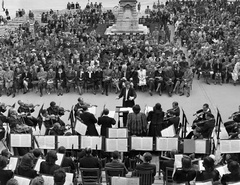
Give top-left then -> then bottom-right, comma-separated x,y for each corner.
117,81 -> 137,127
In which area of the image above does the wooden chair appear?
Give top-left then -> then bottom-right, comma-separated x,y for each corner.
135,169 -> 154,185
165,167 -> 174,185
80,168 -> 101,185
105,167 -> 125,185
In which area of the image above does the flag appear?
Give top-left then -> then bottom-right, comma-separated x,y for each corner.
68,106 -> 75,134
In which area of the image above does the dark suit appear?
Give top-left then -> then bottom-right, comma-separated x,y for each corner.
0,169 -> 13,185
118,87 -> 137,126
39,161 -> 60,175
61,156 -> 76,173
15,165 -> 38,179
105,160 -> 128,176
221,172 -> 240,185
196,170 -> 220,182
79,155 -> 102,177
97,116 -> 116,137
173,168 -> 196,183
80,112 -> 98,136
133,163 -> 156,184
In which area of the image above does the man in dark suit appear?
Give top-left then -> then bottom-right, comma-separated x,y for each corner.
79,106 -> 98,136
57,146 -> 76,173
133,152 -> 156,184
97,108 -> 116,137
105,151 -> 128,175
79,148 -> 102,177
117,81 -> 137,126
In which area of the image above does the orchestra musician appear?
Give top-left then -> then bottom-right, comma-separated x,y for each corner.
190,112 -> 215,139
117,81 -> 137,127
0,103 -> 8,140
165,102 -> 180,132
193,103 -> 211,123
17,100 -> 40,128
97,108 -> 116,137
74,97 -> 91,118
79,105 -> 98,136
224,105 -> 240,135
47,101 -> 66,128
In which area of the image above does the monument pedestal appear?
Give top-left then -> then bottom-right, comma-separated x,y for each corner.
105,0 -> 149,35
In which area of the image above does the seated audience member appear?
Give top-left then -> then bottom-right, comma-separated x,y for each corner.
127,104 -> 148,136
133,152 -> 156,184
173,156 -> 196,183
221,160 -> 240,185
30,176 -> 44,185
105,151 -> 128,176
0,156 -> 14,185
97,108 -> 116,137
40,150 -> 60,175
6,178 -> 18,185
54,168 -> 66,185
57,146 -> 76,173
15,153 -> 38,178
196,156 -> 220,182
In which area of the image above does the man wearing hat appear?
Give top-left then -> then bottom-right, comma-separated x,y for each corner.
117,81 -> 137,127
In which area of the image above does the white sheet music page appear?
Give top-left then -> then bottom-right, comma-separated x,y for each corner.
131,137 -> 142,150
117,129 -> 128,138
42,175 -> 54,185
64,172 -> 74,185
14,176 -> 31,185
7,157 -> 18,171
56,153 -> 64,166
230,140 -> 240,153
34,158 -> 45,172
142,137 -> 153,151
11,134 -> 32,147
161,125 -> 175,137
117,139 -> 128,152
174,154 -> 183,168
35,136 -> 55,149
108,111 -> 115,119
195,140 -> 206,153
108,128 -> 118,138
75,120 -> 87,135
106,139 -> 117,152
156,137 -> 178,151
58,136 -> 79,149
220,140 -> 231,153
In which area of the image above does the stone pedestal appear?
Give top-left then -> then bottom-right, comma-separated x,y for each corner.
105,0 -> 149,35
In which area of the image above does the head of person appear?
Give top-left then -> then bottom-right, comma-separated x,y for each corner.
57,146 -> 66,154
154,103 -> 162,112
132,104 -> 141,114
125,81 -> 131,89
82,105 -> 88,112
50,101 -> 56,108
32,148 -> 42,158
203,156 -> 215,171
20,153 -> 34,170
0,155 -> 8,169
6,178 -> 19,185
203,103 -> 209,112
170,149 -> 178,159
85,147 -> 92,156
172,102 -> 178,108
182,156 -> 192,170
112,151 -> 120,160
102,108 -> 109,116
53,168 -> 66,185
30,176 -> 44,185
46,150 -> 58,165
1,149 -> 11,158
227,160 -> 240,174
143,152 -> 152,163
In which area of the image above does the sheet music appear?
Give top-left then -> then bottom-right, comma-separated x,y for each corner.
108,128 -> 128,138
65,172 -> 74,184
7,157 -> 18,171
56,153 -> 64,166
195,140 -> 206,154
57,136 -> 79,149
88,106 -> 97,115
75,120 -> 87,135
106,139 -> 128,152
174,154 -> 183,168
40,123 -> 46,135
230,140 -> 240,153
144,106 -> 153,115
81,136 -> 102,150
195,181 -> 213,185
156,137 -> 178,151
216,165 -> 230,177
161,125 -> 175,137
41,175 -> 54,185
198,160 -> 205,171
11,134 -> 32,147
183,139 -> 195,153
112,177 -> 139,185
14,176 -> 31,185
220,140 -> 232,153
34,158 -> 45,172
119,107 -> 133,113
131,137 -> 153,151
35,135 -> 55,149
108,111 -> 116,119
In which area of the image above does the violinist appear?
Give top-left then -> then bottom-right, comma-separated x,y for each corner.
97,108 -> 116,137
165,102 -> 180,132
47,101 -> 66,128
17,100 -> 40,128
74,97 -> 91,118
224,105 -> 240,135
192,112 -> 215,139
193,103 -> 211,123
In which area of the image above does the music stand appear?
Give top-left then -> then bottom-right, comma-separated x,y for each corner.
115,106 -> 132,128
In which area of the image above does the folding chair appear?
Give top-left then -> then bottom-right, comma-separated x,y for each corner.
80,168 -> 101,185
135,169 -> 153,185
105,167 -> 125,185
